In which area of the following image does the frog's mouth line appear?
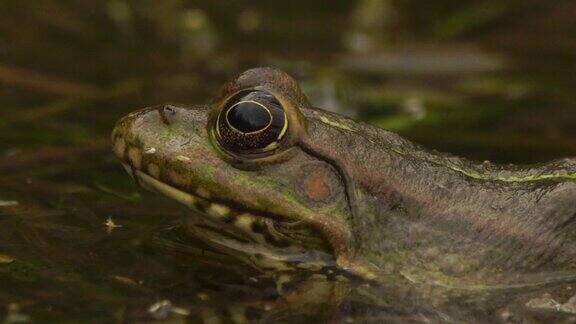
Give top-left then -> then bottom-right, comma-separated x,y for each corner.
120,162 -> 337,272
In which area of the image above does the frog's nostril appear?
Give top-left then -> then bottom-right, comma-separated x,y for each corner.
158,105 -> 177,125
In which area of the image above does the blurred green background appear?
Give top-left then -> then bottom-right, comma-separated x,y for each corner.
0,0 -> 576,322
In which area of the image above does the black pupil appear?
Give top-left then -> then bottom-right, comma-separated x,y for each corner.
227,102 -> 271,133
216,90 -> 286,154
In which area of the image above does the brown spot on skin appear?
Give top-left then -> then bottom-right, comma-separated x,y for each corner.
296,163 -> 343,205
304,173 -> 331,202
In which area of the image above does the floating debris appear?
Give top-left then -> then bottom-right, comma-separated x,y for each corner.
0,254 -> 14,264
112,275 -> 138,286
148,300 -> 190,320
0,200 -> 19,207
149,300 -> 172,320
4,303 -> 31,323
104,217 -> 123,233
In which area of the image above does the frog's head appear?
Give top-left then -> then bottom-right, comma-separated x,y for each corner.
112,68 -> 373,277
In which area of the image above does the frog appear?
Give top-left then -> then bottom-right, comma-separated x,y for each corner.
112,67 -> 576,321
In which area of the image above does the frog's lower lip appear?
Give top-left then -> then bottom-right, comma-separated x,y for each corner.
121,162 -> 337,268
121,162 -> 234,219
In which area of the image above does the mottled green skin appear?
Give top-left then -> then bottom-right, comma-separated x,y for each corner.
112,68 -> 576,302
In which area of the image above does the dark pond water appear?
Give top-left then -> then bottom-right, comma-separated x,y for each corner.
1,1 -> 576,322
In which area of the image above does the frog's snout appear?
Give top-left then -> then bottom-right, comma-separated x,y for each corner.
111,104 -> 211,181
112,106 -> 155,167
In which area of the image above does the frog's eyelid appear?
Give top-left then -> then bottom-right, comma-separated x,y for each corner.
262,141 -> 279,151
277,110 -> 289,140
215,112 -> 222,138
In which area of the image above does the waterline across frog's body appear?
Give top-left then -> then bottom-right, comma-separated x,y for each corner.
113,68 -> 576,320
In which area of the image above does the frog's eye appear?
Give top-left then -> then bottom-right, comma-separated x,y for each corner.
215,90 -> 288,155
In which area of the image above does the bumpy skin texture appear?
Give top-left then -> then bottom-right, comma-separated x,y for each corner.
112,68 -> 576,291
